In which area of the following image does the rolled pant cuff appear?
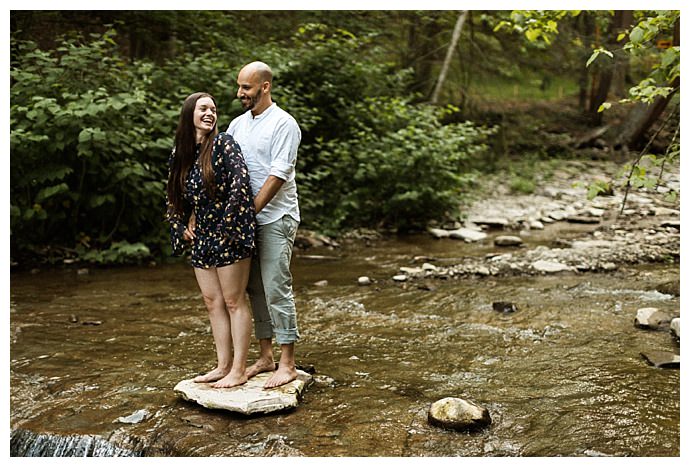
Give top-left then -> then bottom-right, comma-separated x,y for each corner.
274,329 -> 300,345
254,321 -> 274,340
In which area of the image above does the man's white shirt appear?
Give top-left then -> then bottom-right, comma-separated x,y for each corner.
227,103 -> 301,226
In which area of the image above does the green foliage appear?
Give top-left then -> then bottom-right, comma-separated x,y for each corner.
301,100 -> 495,231
10,30 -> 171,262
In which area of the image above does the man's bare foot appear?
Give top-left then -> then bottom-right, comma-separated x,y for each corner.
245,358 -> 276,378
211,371 -> 248,389
193,368 -> 229,383
264,365 -> 297,389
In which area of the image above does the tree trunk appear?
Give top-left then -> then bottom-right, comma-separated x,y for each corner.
614,18 -> 680,150
577,12 -> 596,111
430,10 -> 468,104
588,11 -> 632,125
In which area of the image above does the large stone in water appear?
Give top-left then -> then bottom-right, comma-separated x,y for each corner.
428,397 -> 491,432
174,370 -> 313,415
640,351 -> 680,369
634,307 -> 672,330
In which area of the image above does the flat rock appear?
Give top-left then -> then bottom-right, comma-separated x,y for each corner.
448,228 -> 487,242
468,217 -> 509,228
174,370 -> 313,415
531,260 -> 570,273
640,351 -> 680,369
428,228 -> 450,239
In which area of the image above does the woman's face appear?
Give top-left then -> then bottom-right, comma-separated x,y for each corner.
193,96 -> 217,141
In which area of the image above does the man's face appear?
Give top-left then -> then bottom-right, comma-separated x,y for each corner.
236,69 -> 264,111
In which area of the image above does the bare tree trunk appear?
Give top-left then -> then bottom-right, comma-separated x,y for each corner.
615,18 -> 680,150
588,11 -> 633,125
430,10 -> 468,104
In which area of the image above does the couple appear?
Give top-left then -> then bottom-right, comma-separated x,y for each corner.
166,61 -> 301,390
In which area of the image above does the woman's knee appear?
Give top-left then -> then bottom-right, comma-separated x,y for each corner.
223,293 -> 246,313
201,293 -> 224,313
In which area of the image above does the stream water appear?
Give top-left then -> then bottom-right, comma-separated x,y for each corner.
9,232 -> 680,457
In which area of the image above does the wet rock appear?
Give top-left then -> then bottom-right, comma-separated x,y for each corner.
660,220 -> 680,229
392,274 -> 408,282
357,276 -> 372,286
651,206 -> 680,216
634,308 -> 672,330
529,220 -> 544,230
492,301 -> 518,313
174,370 -> 313,415
313,280 -> 328,287
566,215 -> 600,224
115,409 -> 150,424
77,268 -> 89,275
494,235 -> 523,247
421,262 -> 437,271
448,228 -> 487,242
469,217 -> 509,228
428,228 -> 450,239
399,266 -> 423,275
640,351 -> 680,369
531,260 -> 570,273
428,397 -> 491,432
670,318 -> 680,339
655,280 -> 679,296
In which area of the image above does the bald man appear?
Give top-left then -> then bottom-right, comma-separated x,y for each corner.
226,61 -> 302,388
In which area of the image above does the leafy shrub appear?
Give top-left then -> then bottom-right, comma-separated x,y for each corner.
10,30 -> 172,262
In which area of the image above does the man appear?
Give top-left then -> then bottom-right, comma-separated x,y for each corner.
226,61 -> 301,389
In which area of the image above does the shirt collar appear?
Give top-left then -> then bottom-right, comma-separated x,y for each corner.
251,102 -> 276,120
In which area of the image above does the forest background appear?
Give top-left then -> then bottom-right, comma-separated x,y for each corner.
9,9 -> 681,266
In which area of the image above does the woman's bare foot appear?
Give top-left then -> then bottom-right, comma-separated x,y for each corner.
245,357 -> 276,378
211,370 -> 248,389
264,365 -> 297,389
193,367 -> 229,383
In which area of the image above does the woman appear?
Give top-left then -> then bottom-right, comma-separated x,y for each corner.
166,92 -> 256,388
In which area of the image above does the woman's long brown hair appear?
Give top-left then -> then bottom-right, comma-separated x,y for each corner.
167,92 -> 219,216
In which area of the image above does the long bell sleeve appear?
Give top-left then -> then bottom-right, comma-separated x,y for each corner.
165,149 -> 192,256
213,133 -> 256,253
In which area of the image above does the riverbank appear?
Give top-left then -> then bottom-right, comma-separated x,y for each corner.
330,157 -> 680,284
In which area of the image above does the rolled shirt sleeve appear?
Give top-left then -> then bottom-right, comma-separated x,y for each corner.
268,118 -> 301,182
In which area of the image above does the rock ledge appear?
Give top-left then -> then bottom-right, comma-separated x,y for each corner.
174,370 -> 313,415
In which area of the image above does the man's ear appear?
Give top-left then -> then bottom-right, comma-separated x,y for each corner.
262,81 -> 271,94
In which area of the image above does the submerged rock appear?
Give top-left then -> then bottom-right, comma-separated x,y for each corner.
174,370 -> 313,415
115,409 -> 150,424
428,397 -> 491,432
640,351 -> 680,369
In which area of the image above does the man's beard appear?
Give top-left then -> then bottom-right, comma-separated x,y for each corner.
241,92 -> 259,110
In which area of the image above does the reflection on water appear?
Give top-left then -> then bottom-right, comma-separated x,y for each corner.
10,235 -> 680,456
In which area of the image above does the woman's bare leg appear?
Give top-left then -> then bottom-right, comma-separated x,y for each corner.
193,267 -> 233,383
211,258 -> 252,388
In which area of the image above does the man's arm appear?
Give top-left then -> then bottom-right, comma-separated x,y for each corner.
254,175 -> 285,214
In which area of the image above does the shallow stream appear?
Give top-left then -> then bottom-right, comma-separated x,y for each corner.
10,232 -> 680,456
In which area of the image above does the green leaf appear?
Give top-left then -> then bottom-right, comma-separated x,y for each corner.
35,183 -> 70,202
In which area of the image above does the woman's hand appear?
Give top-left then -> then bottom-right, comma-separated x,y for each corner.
183,211 -> 196,242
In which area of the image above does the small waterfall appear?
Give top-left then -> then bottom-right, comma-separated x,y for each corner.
10,429 -> 142,457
